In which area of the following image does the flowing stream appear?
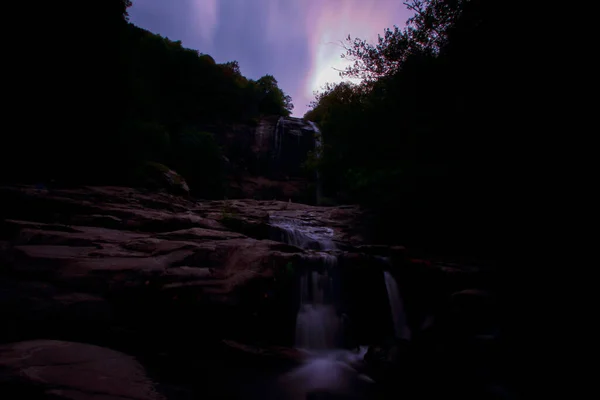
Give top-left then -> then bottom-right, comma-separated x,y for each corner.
295,256 -> 339,350
270,215 -> 375,399
384,270 -> 411,340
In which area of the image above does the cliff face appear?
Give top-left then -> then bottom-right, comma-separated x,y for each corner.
217,117 -> 319,202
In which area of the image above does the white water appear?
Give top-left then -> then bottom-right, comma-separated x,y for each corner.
295,258 -> 340,350
269,216 -> 375,398
274,116 -> 284,159
383,270 -> 411,340
269,215 -> 336,251
308,121 -> 323,205
285,253 -> 373,398
278,347 -> 373,400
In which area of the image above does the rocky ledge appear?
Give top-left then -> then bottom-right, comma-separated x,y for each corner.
0,185 -> 361,345
0,340 -> 164,400
0,185 -> 369,398
0,185 -> 503,399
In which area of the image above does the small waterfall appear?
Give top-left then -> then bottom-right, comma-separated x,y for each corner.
269,216 -> 336,251
270,214 -> 374,398
383,270 -> 411,340
308,121 -> 323,205
295,255 -> 340,350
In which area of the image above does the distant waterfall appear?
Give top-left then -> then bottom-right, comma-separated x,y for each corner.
308,121 -> 323,205
383,270 -> 411,340
274,116 -> 284,159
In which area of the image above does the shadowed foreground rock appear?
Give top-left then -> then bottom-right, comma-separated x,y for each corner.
0,185 -> 504,399
0,185 -> 375,365
0,340 -> 163,400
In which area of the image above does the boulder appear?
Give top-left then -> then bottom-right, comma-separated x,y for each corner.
135,161 -> 190,195
0,340 -> 163,400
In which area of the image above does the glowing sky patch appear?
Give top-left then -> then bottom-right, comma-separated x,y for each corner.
191,0 -> 219,43
129,0 -> 413,116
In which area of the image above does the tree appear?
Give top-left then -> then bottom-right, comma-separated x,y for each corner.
120,1 -> 133,20
340,0 -> 464,81
255,75 -> 294,116
305,0 -> 520,261
2,6 -> 294,192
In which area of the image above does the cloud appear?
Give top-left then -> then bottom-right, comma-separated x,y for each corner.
191,0 -> 219,43
128,0 -> 412,117
300,0 -> 412,115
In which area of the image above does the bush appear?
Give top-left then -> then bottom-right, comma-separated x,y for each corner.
130,161 -> 189,195
171,130 -> 223,198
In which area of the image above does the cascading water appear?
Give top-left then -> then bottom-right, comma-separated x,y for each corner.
269,215 -> 336,251
308,121 -> 323,205
383,270 -> 411,340
270,215 -> 374,399
274,116 -> 284,159
295,255 -> 340,350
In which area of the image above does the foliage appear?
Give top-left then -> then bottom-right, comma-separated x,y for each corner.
2,0 -> 293,199
255,75 -> 294,117
340,0 -> 464,81
220,198 -> 238,220
305,0 -> 517,260
131,161 -> 188,194
170,130 -> 223,198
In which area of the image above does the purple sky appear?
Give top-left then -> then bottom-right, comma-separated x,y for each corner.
129,0 -> 413,116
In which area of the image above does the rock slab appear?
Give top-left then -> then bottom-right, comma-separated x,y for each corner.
0,340 -> 163,400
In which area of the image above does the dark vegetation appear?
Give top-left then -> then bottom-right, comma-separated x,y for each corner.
305,0 -> 524,263
2,0 -> 292,199
3,0 -> 526,262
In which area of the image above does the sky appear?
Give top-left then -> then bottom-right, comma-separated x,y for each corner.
129,0 -> 413,117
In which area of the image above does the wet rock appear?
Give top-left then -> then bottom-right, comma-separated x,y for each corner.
0,279 -> 112,343
221,339 -> 306,366
156,227 -> 244,241
0,340 -> 164,400
0,185 -> 315,348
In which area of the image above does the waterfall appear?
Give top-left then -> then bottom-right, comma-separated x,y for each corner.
269,216 -> 336,251
268,212 -> 339,349
274,116 -> 284,159
308,121 -> 323,205
271,215 -> 374,398
295,255 -> 340,350
383,270 -> 411,340
308,121 -> 322,150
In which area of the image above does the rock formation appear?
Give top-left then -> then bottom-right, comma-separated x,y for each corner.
0,185 -> 503,399
218,117 -> 320,202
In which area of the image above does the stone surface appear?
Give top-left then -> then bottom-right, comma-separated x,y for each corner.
222,339 -> 306,365
0,340 -> 163,400
0,184 -> 505,399
215,116 -> 319,202
0,185 -> 366,349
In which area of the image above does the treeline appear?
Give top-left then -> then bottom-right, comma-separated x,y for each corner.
3,0 -> 292,199
305,0 -> 525,261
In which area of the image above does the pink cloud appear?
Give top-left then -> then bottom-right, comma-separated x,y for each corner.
300,0 -> 413,114
191,0 -> 219,43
